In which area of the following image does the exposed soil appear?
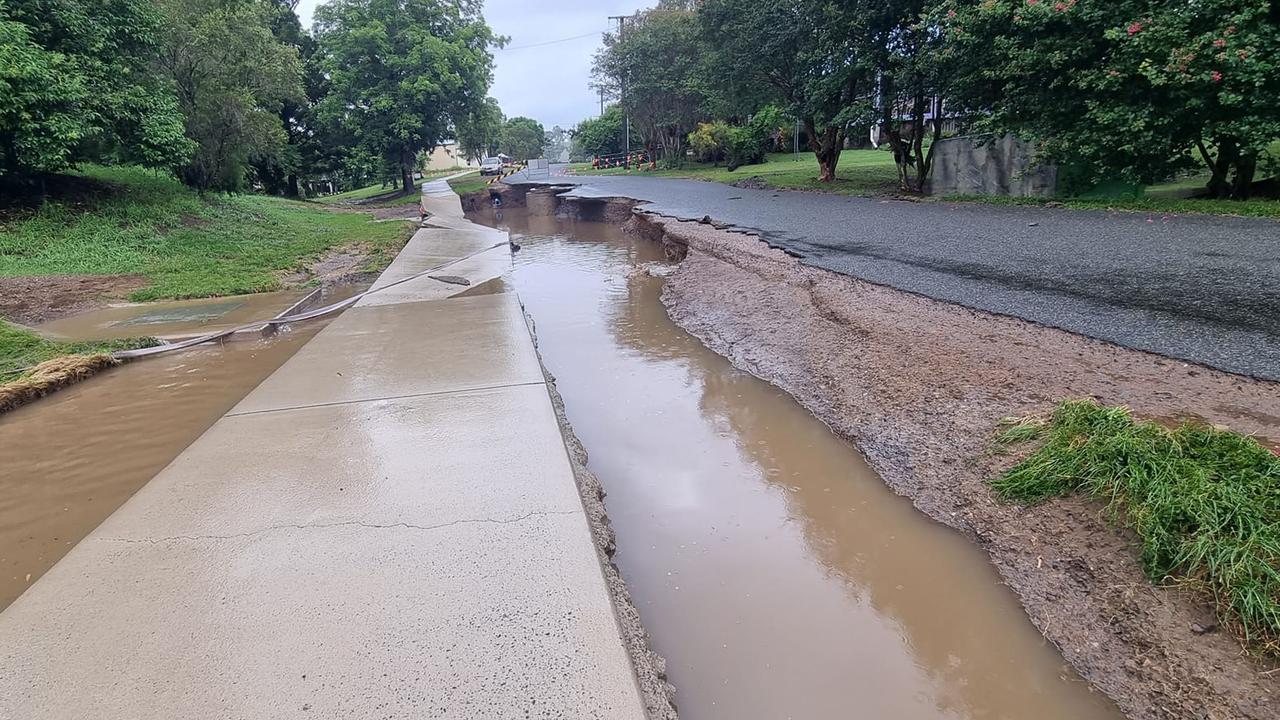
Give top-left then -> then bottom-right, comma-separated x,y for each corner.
620,210 -> 1280,720
0,274 -> 149,326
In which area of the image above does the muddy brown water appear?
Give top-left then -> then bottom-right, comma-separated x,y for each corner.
0,325 -> 324,610
476,208 -> 1125,720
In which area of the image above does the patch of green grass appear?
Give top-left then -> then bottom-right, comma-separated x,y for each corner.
0,321 -> 156,381
320,168 -> 474,203
448,175 -> 496,197
571,151 -> 901,196
995,400 -> 1280,653
0,165 -> 411,302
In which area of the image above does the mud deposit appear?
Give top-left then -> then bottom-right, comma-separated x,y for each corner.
0,327 -> 322,610
473,207 -> 1124,720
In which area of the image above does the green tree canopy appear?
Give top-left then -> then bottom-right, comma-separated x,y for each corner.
157,0 -> 304,193
593,1 -> 707,165
455,95 -> 504,161
314,0 -> 499,195
700,0 -> 873,181
0,0 -> 190,187
572,104 -> 625,159
500,116 -> 544,161
941,0 -> 1280,198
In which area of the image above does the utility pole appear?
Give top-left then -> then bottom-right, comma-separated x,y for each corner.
608,14 -> 631,167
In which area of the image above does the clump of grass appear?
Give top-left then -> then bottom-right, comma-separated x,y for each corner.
994,400 -> 1280,654
0,321 -> 157,382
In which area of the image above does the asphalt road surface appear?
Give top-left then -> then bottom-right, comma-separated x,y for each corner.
511,168 -> 1280,381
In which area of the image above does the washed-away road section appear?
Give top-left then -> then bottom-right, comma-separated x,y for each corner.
513,170 -> 1280,381
0,180 -> 648,719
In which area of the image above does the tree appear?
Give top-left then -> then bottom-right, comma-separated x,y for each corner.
0,0 -> 190,187
455,96 -> 503,161
941,0 -> 1280,198
571,104 -> 625,159
252,0 -> 317,197
314,0 -> 499,195
700,0 -> 873,182
500,116 -> 544,161
157,0 -> 304,192
593,1 -> 707,165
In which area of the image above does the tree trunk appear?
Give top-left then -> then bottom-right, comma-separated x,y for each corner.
400,150 -> 415,197
806,120 -> 842,183
1232,152 -> 1257,200
286,173 -> 300,199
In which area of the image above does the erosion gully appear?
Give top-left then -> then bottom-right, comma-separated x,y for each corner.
473,207 -> 1125,720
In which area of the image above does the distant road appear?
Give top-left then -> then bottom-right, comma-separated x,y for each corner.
511,168 -> 1280,381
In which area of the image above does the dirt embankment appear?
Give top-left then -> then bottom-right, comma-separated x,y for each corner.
506,184 -> 1278,720
0,275 -> 149,326
620,210 -> 1280,720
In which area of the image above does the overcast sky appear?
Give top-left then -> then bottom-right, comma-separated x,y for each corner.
295,0 -> 651,130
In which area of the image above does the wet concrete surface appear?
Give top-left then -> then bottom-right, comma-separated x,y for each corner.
511,169 -> 1280,381
476,207 -> 1125,720
0,327 -> 324,610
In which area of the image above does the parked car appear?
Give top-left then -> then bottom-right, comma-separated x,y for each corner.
480,157 -> 502,176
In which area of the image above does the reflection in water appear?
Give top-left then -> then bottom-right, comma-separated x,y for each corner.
0,327 -> 323,610
477,208 -> 1123,720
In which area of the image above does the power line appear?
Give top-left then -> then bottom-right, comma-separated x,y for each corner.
496,30 -> 607,52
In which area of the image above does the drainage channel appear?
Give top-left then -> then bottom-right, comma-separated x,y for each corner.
477,207 -> 1125,720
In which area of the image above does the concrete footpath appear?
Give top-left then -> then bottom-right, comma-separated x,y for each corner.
0,178 -> 649,719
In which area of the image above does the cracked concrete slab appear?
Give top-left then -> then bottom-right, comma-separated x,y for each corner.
97,386 -> 586,541
231,293 -> 545,415
0,175 -> 649,720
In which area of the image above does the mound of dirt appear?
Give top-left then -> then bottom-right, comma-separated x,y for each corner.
0,275 -> 148,326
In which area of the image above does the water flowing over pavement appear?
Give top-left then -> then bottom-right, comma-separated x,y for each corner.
509,169 -> 1280,381
477,207 -> 1125,720
0,181 -> 650,720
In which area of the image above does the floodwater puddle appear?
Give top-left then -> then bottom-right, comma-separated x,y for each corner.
0,325 -> 325,610
475,208 -> 1125,720
35,290 -> 311,342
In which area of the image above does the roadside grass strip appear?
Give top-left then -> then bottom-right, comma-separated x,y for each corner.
0,321 -> 158,413
994,400 -> 1280,655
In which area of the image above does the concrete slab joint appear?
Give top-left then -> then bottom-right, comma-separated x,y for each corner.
0,176 -> 653,720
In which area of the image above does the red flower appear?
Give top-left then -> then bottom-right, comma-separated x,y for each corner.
947,9 -> 957,17
1127,21 -> 1143,35
1211,70 -> 1223,83
1213,38 -> 1227,48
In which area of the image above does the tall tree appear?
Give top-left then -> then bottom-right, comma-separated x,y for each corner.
157,0 -> 304,192
571,105 -> 625,159
455,95 -> 503,161
314,0 -> 499,195
593,1 -> 706,165
700,0 -> 872,182
500,116 -> 544,161
941,0 -> 1280,198
0,0 -> 190,188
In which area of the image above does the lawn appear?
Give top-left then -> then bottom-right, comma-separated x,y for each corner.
322,167 -> 477,204
995,400 -> 1280,655
570,150 -> 901,195
448,174 -> 497,197
572,147 -> 1280,219
0,165 -> 412,302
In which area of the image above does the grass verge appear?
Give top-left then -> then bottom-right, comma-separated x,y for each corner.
320,168 -> 475,203
448,175 -> 496,197
0,165 -> 412,302
0,321 -> 157,382
571,150 -> 1279,219
994,400 -> 1280,654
